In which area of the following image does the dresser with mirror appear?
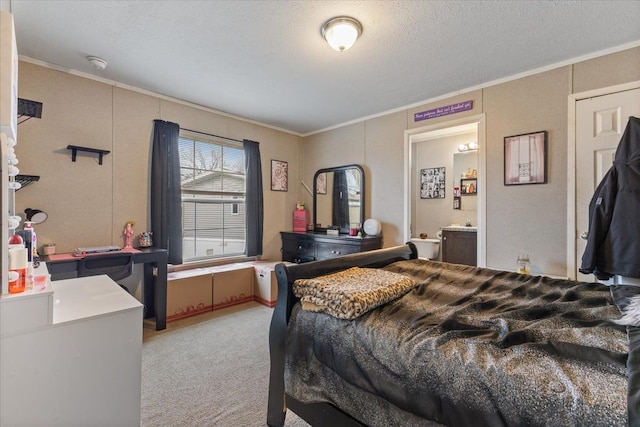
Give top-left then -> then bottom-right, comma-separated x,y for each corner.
280,164 -> 382,263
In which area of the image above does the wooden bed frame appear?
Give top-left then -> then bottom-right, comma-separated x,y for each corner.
266,243 -> 418,427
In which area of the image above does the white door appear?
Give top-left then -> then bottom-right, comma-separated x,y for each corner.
575,88 -> 640,281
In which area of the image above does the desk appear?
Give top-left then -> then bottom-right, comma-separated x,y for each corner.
44,247 -> 168,330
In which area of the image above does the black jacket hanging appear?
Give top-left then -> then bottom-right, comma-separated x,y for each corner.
580,116 -> 640,280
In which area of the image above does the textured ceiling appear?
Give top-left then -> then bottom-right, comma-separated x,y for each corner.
5,0 -> 640,135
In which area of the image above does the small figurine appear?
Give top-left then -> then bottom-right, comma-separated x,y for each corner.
124,221 -> 135,248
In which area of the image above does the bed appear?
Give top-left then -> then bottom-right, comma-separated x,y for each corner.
267,243 -> 639,427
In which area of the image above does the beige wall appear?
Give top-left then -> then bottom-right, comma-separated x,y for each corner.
483,66 -> 571,273
15,61 -> 301,261
363,111 -> 407,245
302,46 -> 640,276
14,46 -> 640,272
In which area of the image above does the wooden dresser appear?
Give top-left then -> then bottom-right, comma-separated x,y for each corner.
280,232 -> 383,264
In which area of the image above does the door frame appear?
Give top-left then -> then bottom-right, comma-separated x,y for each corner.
566,80 -> 640,279
404,113 -> 486,267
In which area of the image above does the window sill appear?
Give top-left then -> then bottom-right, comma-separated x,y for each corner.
168,255 -> 257,273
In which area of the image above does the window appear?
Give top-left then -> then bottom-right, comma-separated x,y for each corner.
179,133 -> 245,261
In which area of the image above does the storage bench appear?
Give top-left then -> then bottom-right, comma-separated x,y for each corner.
166,261 -> 283,322
166,268 -> 213,322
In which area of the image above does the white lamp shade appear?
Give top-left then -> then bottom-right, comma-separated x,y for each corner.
25,208 -> 48,224
363,218 -> 382,236
322,17 -> 362,52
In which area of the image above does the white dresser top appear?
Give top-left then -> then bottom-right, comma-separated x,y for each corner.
51,275 -> 142,325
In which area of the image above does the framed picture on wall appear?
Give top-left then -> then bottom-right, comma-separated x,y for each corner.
504,130 -> 548,185
420,167 -> 446,199
271,159 -> 288,191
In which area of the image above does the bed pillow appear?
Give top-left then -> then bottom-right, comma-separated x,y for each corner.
293,267 -> 417,320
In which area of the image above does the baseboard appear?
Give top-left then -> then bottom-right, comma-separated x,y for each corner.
253,295 -> 276,308
213,295 -> 254,310
167,304 -> 213,322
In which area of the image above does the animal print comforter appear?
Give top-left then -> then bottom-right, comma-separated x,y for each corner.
285,259 -> 631,426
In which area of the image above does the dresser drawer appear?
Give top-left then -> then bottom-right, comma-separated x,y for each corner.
281,233 -> 315,264
281,252 -> 316,264
315,242 -> 360,260
281,236 -> 314,257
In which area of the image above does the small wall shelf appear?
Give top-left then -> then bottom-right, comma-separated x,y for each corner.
67,145 -> 110,165
460,178 -> 477,195
14,174 -> 40,191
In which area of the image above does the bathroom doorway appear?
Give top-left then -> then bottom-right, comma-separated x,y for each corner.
404,114 -> 486,266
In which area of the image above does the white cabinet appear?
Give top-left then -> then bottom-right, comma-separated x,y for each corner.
0,281 -> 53,335
0,274 -> 143,427
0,11 -> 18,142
1,11 -> 19,294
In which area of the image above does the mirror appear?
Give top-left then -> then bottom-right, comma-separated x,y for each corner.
453,152 -> 478,212
313,164 -> 365,234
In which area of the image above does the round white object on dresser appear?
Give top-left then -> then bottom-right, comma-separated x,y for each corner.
363,218 -> 382,236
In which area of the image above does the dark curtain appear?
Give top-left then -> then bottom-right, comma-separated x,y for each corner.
332,170 -> 350,229
151,119 -> 183,265
244,139 -> 263,257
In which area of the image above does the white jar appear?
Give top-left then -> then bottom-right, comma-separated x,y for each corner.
43,243 -> 56,256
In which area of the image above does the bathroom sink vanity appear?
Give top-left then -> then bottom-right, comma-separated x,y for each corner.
441,226 -> 477,266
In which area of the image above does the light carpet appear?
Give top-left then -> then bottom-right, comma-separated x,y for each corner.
142,302 -> 309,427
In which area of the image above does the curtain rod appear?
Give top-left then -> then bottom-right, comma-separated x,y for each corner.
180,127 -> 243,143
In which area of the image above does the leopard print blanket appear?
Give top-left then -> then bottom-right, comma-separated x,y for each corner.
292,267 -> 417,319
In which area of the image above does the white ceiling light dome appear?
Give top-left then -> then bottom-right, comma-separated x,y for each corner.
321,16 -> 362,52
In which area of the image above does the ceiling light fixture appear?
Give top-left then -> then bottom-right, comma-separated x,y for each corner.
86,55 -> 108,70
321,16 -> 362,52
458,142 -> 479,152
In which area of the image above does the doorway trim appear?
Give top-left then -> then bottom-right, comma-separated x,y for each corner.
566,80 -> 640,279
404,113 -> 486,266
